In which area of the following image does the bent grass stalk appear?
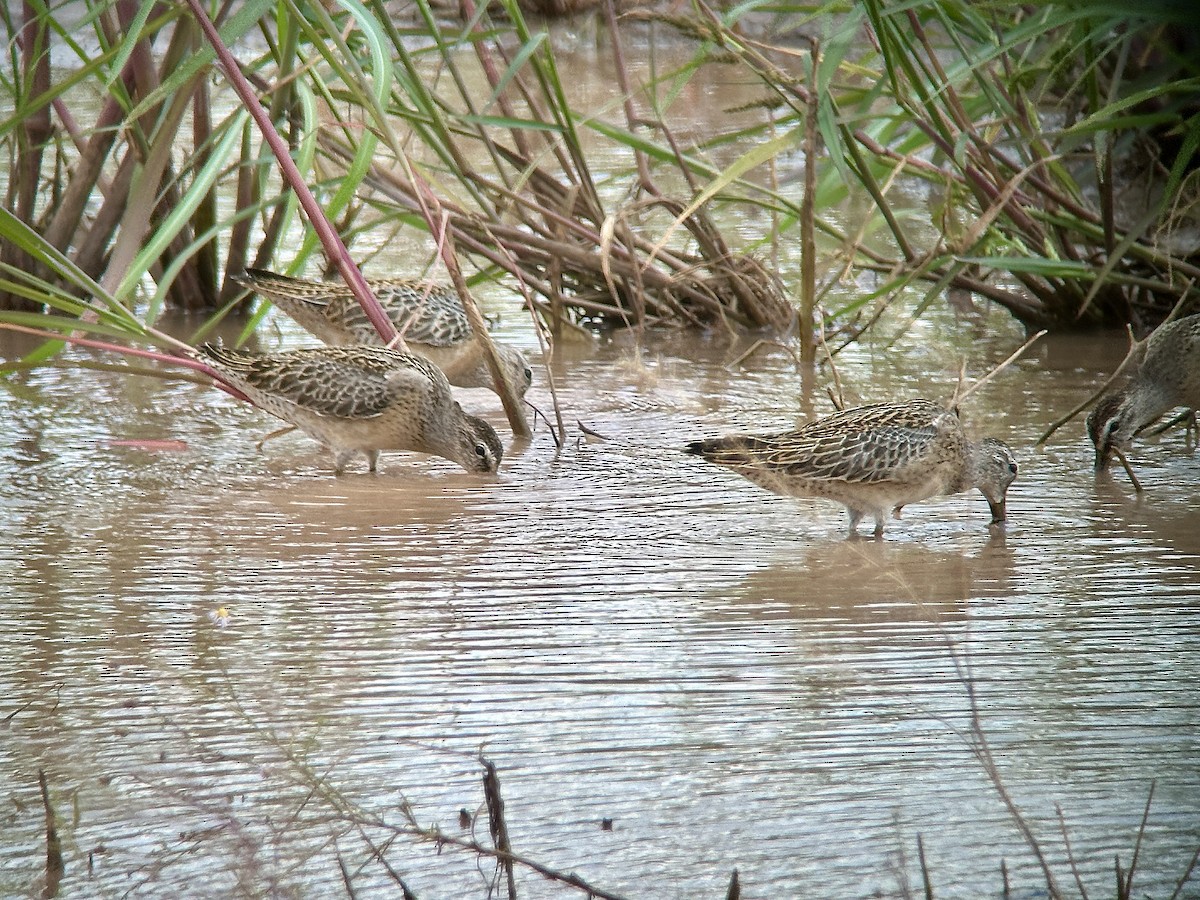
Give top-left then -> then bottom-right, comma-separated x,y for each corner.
0,322 -> 248,401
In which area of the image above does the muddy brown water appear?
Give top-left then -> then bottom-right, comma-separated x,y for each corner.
3,27 -> 1199,899
2,304 -> 1198,899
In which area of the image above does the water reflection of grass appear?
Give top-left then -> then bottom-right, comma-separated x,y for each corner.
20,660 -> 1199,899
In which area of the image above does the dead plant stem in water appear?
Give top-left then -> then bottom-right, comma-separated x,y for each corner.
39,769 -> 64,899
1169,844 -> 1200,900
952,330 -> 1047,409
1056,804 -> 1091,900
442,227 -> 533,439
916,833 -> 934,900
482,757 -> 517,900
949,649 -> 1067,900
798,37 -> 819,365
480,218 -> 568,445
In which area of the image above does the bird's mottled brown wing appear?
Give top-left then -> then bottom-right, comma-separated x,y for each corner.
242,269 -> 472,347
1142,313 -> 1200,385
370,281 -> 472,347
201,345 -> 438,419
316,283 -> 472,347
239,269 -> 344,319
721,401 -> 957,485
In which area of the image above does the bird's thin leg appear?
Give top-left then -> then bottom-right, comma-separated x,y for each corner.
332,449 -> 355,475
256,425 -> 297,451
846,509 -> 863,539
365,449 -> 381,473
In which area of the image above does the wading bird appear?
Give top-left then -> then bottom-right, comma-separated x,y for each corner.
685,400 -> 1017,538
199,344 -> 503,475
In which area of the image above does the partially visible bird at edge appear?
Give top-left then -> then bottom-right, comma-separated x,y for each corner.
236,268 -> 533,399
685,399 -> 1018,538
198,344 -> 503,475
1086,312 -> 1200,491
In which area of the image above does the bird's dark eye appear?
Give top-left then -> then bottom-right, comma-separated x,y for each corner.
524,367 -> 533,382
475,443 -> 488,458
1008,462 -> 1018,474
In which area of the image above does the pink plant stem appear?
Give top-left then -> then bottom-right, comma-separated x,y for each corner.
182,0 -> 401,347
0,323 -> 249,401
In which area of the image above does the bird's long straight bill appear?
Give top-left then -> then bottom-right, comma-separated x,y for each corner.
987,496 -> 1006,524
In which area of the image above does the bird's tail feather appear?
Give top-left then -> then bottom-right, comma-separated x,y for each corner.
684,435 -> 768,464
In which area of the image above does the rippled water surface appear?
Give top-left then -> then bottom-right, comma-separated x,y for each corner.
2,303 -> 1199,899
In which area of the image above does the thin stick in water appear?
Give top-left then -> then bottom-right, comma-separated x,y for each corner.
955,329 -> 1047,407
481,756 -> 516,900
1113,448 -> 1144,493
917,833 -> 934,900
1056,803 -> 1091,900
39,769 -> 64,896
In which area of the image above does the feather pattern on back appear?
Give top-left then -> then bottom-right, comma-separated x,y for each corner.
201,344 -> 442,420
236,269 -> 533,398
691,401 -> 958,485
685,400 -> 1016,537
241,268 -> 471,347
198,344 -> 503,475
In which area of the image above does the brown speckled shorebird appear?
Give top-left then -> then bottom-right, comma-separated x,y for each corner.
685,400 -> 1018,538
199,344 -> 503,474
1086,313 -> 1200,488
237,269 -> 533,398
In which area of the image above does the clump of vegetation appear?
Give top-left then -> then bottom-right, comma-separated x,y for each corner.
643,0 -> 1200,332
0,1 -> 1196,361
0,0 -> 799,359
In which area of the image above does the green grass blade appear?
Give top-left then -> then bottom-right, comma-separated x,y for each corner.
112,110 -> 249,301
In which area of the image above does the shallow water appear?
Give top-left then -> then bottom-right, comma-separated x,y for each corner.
4,19 -> 1200,899
2,306 -> 1199,899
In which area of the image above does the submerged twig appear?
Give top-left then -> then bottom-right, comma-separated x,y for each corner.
481,756 -> 516,900
1122,781 -> 1156,899
948,649 -> 1066,900
727,338 -> 801,370
525,400 -> 561,449
1056,804 -> 1091,900
725,868 -> 741,900
917,833 -> 934,900
1168,841 -> 1200,900
255,425 -> 298,452
39,769 -> 64,898
577,420 -> 611,441
336,852 -> 359,900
